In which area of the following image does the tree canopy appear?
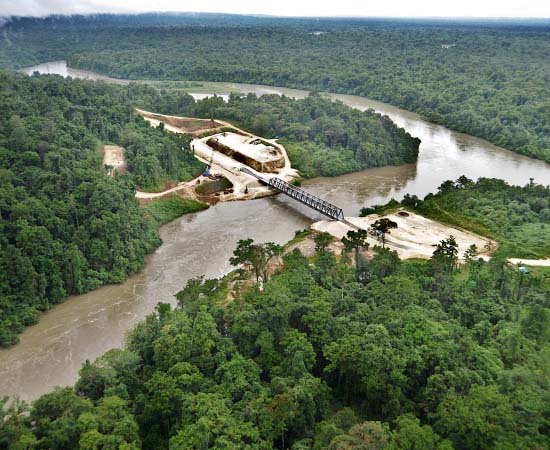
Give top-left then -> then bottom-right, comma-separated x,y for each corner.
0,71 -> 207,346
2,196 -> 549,448
2,15 -> 549,162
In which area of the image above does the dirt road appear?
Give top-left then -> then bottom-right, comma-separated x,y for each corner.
136,110 -> 298,202
508,258 -> 550,267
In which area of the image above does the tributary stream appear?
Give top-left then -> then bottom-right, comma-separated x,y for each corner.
1,61 -> 548,401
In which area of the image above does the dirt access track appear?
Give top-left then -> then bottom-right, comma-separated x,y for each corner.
137,110 -> 225,137
508,258 -> 550,267
313,210 -> 495,261
136,109 -> 298,203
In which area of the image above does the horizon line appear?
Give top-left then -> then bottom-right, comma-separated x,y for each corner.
3,12 -> 550,21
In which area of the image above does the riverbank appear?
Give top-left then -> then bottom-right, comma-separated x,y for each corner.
313,210 -> 494,261
21,62 -> 549,187
227,208 -> 549,300
21,59 -> 550,165
144,196 -> 209,225
2,62 -> 548,403
357,179 -> 550,266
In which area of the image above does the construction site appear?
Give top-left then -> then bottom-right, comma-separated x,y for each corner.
133,110 -> 300,203
205,133 -> 285,173
191,130 -> 299,201
136,110 -> 546,267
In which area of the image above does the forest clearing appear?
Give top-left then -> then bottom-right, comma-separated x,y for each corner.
102,144 -> 126,175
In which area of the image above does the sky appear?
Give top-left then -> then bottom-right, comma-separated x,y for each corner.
1,0 -> 550,18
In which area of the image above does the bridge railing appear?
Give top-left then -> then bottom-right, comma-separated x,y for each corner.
268,177 -> 345,221
239,167 -> 344,221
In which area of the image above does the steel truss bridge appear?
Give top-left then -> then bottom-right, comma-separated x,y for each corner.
240,167 -> 345,221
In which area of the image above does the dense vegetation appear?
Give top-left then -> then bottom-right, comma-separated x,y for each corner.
1,16 -> 549,449
365,177 -> 550,259
0,71 -> 204,346
143,196 -> 209,225
2,223 -> 548,449
0,69 -> 421,345
418,178 -> 550,259
2,15 -> 549,162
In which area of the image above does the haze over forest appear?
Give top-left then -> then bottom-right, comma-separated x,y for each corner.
2,0 -> 550,18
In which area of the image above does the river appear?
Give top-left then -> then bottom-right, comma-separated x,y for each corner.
2,61 -> 548,402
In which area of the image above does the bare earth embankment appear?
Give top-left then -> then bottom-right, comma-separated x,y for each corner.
137,110 -> 225,137
136,109 -> 299,204
313,210 -> 495,261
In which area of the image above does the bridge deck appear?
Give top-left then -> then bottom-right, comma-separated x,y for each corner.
240,167 -> 345,221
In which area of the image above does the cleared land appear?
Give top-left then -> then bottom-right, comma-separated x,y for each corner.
138,110 -> 224,136
192,131 -> 298,201
313,210 -> 495,261
208,133 -> 285,170
508,258 -> 550,267
137,110 -> 298,203
102,144 -> 126,175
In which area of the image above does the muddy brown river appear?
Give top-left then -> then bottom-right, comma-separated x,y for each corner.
3,61 -> 549,402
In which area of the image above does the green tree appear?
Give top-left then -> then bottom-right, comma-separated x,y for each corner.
314,231 -> 333,253
371,218 -> 398,249
341,229 -> 369,270
230,239 -> 282,283
327,421 -> 389,450
387,415 -> 452,450
431,236 -> 459,274
434,385 -> 514,450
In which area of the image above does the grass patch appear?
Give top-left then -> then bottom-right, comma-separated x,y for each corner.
136,180 -> 170,193
144,80 -> 240,95
136,166 -> 204,193
144,195 -> 209,225
526,266 -> 550,283
359,199 -> 402,217
284,229 -> 312,249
